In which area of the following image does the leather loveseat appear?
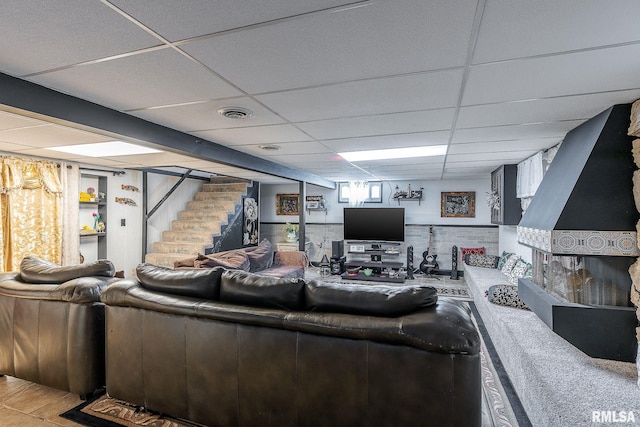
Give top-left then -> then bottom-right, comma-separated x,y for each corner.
0,256 -> 118,397
101,264 -> 482,426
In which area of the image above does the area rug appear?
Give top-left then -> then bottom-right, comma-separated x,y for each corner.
60,394 -> 204,427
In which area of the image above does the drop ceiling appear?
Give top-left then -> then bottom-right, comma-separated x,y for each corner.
0,0 -> 639,185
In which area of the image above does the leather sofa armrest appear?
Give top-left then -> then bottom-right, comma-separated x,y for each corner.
0,272 -> 19,281
273,251 -> 308,269
0,276 -> 116,303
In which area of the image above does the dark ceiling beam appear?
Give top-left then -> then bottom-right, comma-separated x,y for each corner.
0,72 -> 335,189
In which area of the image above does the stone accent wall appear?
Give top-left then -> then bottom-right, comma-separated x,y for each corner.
260,222 -> 498,274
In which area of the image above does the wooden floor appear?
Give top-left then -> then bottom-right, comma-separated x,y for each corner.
0,375 -> 83,426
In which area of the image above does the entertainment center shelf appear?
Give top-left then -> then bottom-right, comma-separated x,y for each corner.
342,241 -> 405,283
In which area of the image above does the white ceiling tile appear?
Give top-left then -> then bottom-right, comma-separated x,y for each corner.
193,124 -> 311,146
182,0 -> 477,93
463,44 -> 640,105
237,141 -> 332,157
297,109 -> 456,140
129,98 -> 286,132
474,0 -> 640,63
257,71 -> 464,122
109,0 -> 356,41
451,121 -> 583,144
448,138 -> 560,154
28,49 -> 242,111
0,124 -> 113,148
447,151 -> 538,163
0,0 -> 159,76
457,91 -> 640,129
0,111 -> 49,130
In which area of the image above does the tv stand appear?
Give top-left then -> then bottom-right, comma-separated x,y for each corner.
343,241 -> 405,283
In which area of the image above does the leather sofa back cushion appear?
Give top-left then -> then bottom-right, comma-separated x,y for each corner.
305,281 -> 438,317
136,263 -> 223,300
194,250 -> 250,271
243,238 -> 274,272
20,255 -> 115,284
220,269 -> 304,310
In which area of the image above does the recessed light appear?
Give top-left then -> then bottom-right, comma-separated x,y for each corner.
218,107 -> 254,120
339,145 -> 447,162
259,144 -> 281,151
46,141 -> 162,157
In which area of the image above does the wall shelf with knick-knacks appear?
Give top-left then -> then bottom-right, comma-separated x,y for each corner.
392,184 -> 424,205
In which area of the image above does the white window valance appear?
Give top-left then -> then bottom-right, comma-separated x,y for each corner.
517,151 -> 544,198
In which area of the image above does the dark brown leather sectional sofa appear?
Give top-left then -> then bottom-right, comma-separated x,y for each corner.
0,256 -> 118,398
101,264 -> 482,426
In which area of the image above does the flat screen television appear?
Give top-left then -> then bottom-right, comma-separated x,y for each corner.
343,207 -> 405,242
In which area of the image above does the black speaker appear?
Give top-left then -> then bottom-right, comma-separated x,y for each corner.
332,240 -> 344,258
451,245 -> 459,280
330,256 -> 345,275
406,246 -> 414,279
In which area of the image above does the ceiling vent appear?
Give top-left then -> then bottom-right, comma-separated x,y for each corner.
218,107 -> 253,120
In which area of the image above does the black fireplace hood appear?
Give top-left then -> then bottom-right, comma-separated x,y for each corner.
518,104 -> 640,256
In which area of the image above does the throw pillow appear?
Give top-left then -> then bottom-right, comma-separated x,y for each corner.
508,259 -> 531,284
220,269 -> 304,310
465,253 -> 499,269
497,251 -> 514,270
460,247 -> 485,257
305,281 -> 438,317
500,254 -> 521,276
243,238 -> 274,272
136,263 -> 224,300
195,250 -> 250,271
19,255 -> 115,284
485,284 -> 529,310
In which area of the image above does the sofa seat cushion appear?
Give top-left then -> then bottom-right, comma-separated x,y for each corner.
19,256 -> 115,284
305,281 -> 438,317
137,263 -> 224,300
220,269 -> 305,310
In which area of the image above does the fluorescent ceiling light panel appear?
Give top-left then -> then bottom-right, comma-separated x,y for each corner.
339,145 -> 447,162
47,141 -> 162,157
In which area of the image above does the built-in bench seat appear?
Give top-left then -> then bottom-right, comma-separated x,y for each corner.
464,262 -> 638,426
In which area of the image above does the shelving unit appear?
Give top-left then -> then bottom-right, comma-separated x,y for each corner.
79,174 -> 108,260
342,242 -> 405,283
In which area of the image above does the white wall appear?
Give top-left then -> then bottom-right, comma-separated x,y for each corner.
498,225 -> 533,263
79,167 -> 202,278
260,178 -> 493,225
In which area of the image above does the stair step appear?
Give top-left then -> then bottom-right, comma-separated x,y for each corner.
162,230 -> 213,244
178,210 -> 229,221
171,219 -> 222,233
194,191 -> 244,202
152,241 -> 211,255
208,177 -> 249,184
186,200 -> 236,211
144,253 -> 193,269
201,182 -> 247,193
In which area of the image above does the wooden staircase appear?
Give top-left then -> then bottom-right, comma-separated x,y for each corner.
144,178 -> 249,268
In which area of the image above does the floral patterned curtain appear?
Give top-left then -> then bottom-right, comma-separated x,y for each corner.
0,157 -> 63,272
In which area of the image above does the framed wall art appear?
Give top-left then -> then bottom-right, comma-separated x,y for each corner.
243,197 -> 259,246
441,192 -> 476,218
276,193 -> 300,215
